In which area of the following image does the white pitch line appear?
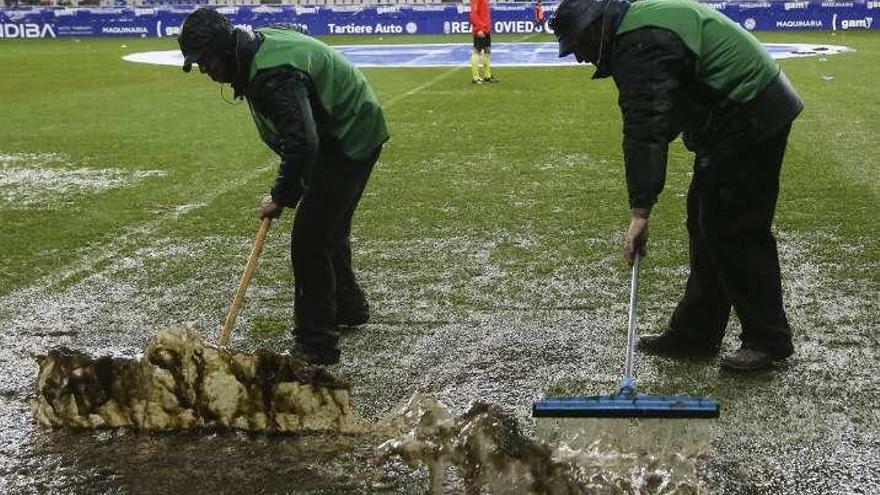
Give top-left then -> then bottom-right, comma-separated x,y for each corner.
383,65 -> 467,108
11,45 -> 465,294
382,33 -> 542,107
24,34 -> 588,294
20,163 -> 272,293
19,43 -> 462,295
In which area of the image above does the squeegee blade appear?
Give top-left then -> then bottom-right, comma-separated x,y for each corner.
533,395 -> 720,419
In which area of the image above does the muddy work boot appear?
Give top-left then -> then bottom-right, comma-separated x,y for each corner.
638,331 -> 720,358
295,328 -> 341,366
336,282 -> 370,327
720,346 -> 775,372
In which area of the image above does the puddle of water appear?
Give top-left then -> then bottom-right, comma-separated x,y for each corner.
20,368 -> 713,495
1,217 -> 876,493
536,417 -> 712,458
376,393 -> 710,494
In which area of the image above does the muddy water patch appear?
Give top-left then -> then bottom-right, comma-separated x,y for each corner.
26,374 -> 712,495
32,328 -> 360,433
0,228 -> 309,495
1,223 -> 878,493
0,234 -> 298,398
0,152 -> 164,209
3,405 -> 392,494
5,226 -> 712,492
377,394 -> 709,494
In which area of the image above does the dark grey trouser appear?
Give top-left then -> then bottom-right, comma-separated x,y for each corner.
669,125 -> 794,358
291,146 -> 379,349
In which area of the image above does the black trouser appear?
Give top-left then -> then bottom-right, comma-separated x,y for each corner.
669,125 -> 794,358
291,147 -> 379,347
473,33 -> 491,51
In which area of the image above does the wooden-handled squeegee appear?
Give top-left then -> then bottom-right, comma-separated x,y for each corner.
218,217 -> 272,347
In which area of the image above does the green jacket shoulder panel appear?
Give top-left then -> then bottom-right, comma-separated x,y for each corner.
248,28 -> 388,161
617,0 -> 778,102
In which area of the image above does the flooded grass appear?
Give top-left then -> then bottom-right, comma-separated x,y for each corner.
3,221 -> 874,493
0,152 -> 165,209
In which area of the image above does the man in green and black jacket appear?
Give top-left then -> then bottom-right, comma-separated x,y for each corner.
179,8 -> 388,365
550,0 -> 802,371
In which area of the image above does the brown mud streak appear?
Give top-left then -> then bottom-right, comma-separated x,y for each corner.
30,327 -> 362,434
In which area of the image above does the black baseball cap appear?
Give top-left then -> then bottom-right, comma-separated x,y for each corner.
549,0 -> 609,57
179,8 -> 231,72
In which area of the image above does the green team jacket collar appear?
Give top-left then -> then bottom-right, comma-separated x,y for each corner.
231,29 -> 263,100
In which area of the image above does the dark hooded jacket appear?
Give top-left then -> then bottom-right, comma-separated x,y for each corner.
588,0 -> 803,209
230,28 -> 388,208
228,29 -> 319,207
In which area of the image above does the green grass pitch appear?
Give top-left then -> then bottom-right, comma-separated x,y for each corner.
0,30 -> 878,492
1,32 -> 876,297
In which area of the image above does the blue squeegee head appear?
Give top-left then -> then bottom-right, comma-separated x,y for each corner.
532,394 -> 721,419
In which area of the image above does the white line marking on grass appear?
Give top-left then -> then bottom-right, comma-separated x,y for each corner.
124,42 -> 853,69
23,40 -> 470,290
383,66 -> 467,108
30,164 -> 272,293
517,33 -> 541,42
0,152 -> 165,209
382,33 -> 540,107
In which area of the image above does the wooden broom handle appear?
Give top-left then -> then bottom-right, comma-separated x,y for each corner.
219,217 -> 272,347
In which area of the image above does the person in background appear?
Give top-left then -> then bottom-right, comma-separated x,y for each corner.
549,0 -> 802,371
535,0 -> 546,30
178,8 -> 388,365
470,0 -> 499,84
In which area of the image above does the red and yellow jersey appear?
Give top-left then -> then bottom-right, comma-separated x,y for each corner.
470,0 -> 491,34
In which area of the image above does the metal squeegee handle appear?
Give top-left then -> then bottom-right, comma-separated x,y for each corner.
620,253 -> 641,395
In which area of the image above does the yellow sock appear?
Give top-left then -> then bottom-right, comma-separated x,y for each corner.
482,52 -> 492,79
471,51 -> 480,80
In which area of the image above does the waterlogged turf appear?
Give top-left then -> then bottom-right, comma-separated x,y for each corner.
0,31 -> 878,493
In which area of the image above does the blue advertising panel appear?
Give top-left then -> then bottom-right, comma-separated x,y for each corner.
0,2 -> 877,40
700,1 -> 876,31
